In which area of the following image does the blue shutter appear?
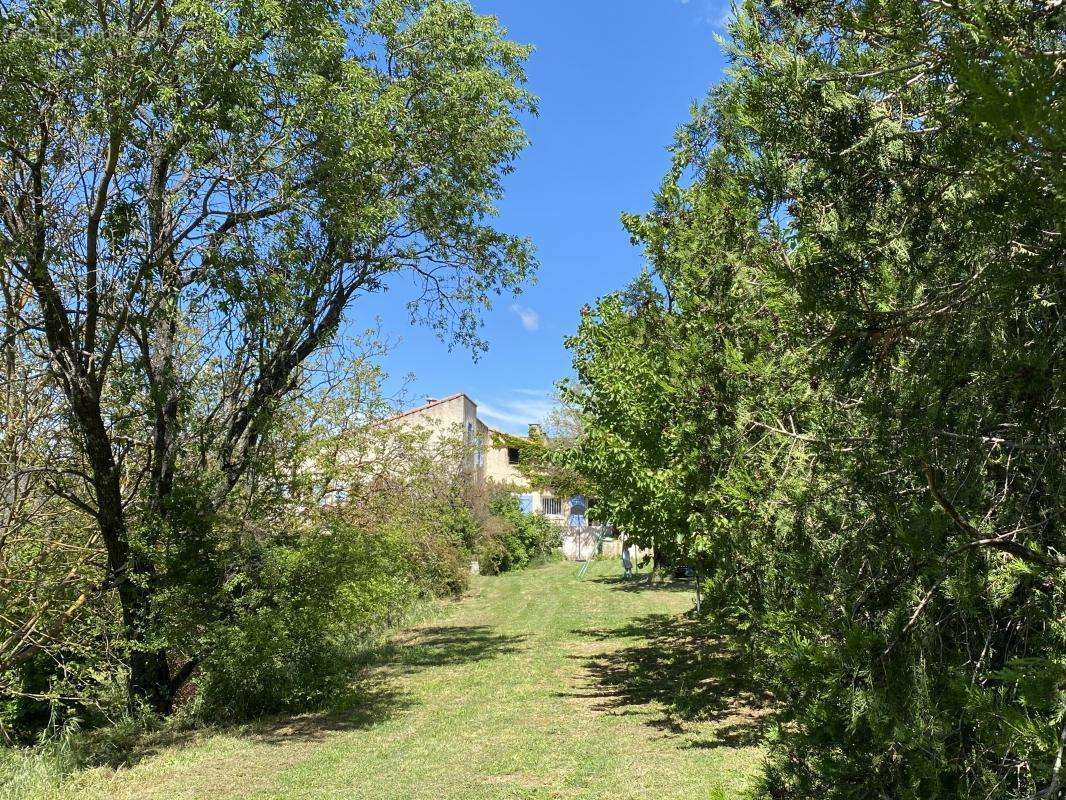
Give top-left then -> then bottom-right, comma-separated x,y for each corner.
569,495 -> 587,527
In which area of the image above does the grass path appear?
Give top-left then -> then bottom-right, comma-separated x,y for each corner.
57,560 -> 766,800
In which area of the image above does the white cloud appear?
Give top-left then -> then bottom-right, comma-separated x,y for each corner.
509,303 -> 540,332
477,402 -> 533,427
476,390 -> 558,434
677,0 -> 733,29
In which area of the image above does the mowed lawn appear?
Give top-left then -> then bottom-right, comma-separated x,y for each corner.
33,560 -> 767,800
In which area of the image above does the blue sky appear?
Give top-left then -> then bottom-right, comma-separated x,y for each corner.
356,0 -> 731,433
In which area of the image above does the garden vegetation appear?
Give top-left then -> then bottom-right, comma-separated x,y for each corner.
562,0 -> 1065,797
0,0 -> 1062,796
0,0 -> 552,751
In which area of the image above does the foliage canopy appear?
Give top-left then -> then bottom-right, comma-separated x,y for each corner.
0,0 -> 535,719
563,0 -> 1065,796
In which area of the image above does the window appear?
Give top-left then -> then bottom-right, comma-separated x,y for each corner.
507,446 -> 521,465
541,496 -> 562,516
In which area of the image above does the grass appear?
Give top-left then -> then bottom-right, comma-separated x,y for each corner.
4,559 -> 767,800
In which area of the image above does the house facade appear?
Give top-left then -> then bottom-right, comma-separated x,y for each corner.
384,392 -> 580,526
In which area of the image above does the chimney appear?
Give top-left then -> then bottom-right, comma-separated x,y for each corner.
528,423 -> 543,439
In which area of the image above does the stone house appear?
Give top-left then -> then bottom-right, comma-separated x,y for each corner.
383,392 -> 581,526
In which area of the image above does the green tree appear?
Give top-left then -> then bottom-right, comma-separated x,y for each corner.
0,0 -> 534,714
566,0 -> 1065,795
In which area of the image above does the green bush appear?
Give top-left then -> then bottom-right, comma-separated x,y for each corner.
196,518 -> 421,720
480,492 -> 560,574
193,463 -> 532,721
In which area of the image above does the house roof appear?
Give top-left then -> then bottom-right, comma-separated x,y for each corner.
378,392 -> 468,425
378,393 -> 534,442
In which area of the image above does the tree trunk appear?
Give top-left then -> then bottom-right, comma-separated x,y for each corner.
121,585 -> 174,714
78,396 -> 173,714
648,547 -> 665,584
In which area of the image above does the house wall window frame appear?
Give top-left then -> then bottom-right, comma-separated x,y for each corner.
541,496 -> 562,516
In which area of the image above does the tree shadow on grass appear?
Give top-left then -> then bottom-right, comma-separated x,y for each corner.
86,671 -> 415,769
86,624 -> 524,768
254,624 -> 527,744
374,624 -> 528,673
250,672 -> 414,746
562,613 -> 775,749
588,575 -> 697,595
